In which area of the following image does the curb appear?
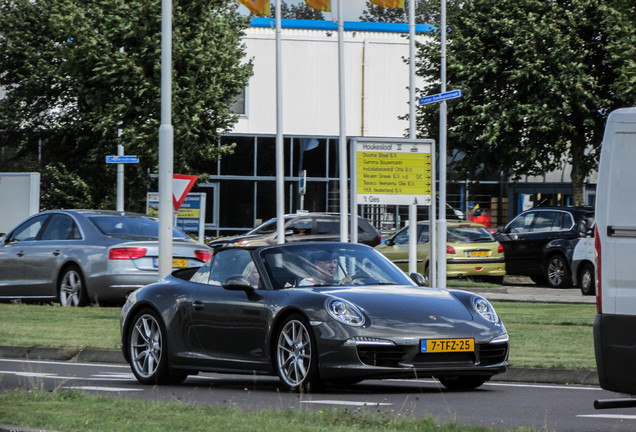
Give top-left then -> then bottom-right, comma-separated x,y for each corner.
0,345 -> 599,386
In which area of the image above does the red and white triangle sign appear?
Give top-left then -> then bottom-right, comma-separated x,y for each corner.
173,174 -> 198,211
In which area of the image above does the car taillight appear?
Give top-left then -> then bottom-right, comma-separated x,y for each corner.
109,247 -> 147,260
447,245 -> 456,254
498,244 -> 504,254
595,224 -> 602,313
376,234 -> 382,245
195,250 -> 213,262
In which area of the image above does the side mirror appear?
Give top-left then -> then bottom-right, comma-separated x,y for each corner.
223,275 -> 255,293
410,272 -> 427,286
496,225 -> 505,234
385,238 -> 394,246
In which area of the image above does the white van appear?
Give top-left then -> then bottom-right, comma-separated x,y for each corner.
594,107 -> 636,396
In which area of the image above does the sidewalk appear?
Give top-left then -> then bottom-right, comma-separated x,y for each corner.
470,276 -> 597,305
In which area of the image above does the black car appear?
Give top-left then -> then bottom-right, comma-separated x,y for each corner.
120,242 -> 509,391
208,213 -> 382,248
494,207 -> 594,288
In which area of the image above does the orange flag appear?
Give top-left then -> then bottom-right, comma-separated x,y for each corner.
305,0 -> 331,12
239,0 -> 270,16
370,0 -> 404,7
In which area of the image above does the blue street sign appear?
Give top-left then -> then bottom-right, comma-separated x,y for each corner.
106,155 -> 139,164
419,89 -> 462,105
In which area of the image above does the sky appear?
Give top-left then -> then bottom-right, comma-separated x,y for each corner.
238,0 -> 372,22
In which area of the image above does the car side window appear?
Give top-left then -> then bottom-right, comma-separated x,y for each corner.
553,212 -> 573,231
40,214 -> 81,240
9,215 -> 48,242
531,212 -> 558,232
287,218 -> 313,236
392,228 -> 409,245
208,249 -> 255,286
508,212 -> 535,233
315,218 -> 339,235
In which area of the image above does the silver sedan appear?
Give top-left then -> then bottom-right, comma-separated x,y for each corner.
0,209 -> 213,306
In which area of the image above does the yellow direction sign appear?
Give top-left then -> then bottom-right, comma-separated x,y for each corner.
353,139 -> 434,206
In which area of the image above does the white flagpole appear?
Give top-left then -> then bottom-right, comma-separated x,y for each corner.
275,0 -> 285,243
437,0 -> 448,288
338,0 -> 348,242
158,0 -> 174,278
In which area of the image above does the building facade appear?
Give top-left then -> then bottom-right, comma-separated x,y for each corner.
195,19 -> 596,237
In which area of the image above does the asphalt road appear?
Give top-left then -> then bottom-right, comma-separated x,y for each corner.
1,357 -> 635,432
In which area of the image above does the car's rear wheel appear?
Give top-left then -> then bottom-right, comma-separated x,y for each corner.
275,314 -> 321,392
128,309 -> 187,385
579,262 -> 596,296
438,376 -> 488,390
546,255 -> 572,288
58,265 -> 87,307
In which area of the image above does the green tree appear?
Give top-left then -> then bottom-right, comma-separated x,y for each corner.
416,0 -> 636,205
360,0 -> 438,24
0,0 -> 252,211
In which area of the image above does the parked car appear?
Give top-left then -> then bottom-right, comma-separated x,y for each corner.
494,206 -> 595,288
374,220 -> 506,284
120,242 -> 509,391
571,223 -> 595,296
0,209 -> 213,306
207,212 -> 381,248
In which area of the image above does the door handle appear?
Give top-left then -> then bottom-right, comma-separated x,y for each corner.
16,251 -> 24,257
52,250 -> 61,256
191,301 -> 205,311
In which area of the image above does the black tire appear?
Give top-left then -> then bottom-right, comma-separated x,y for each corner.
58,265 -> 88,307
127,309 -> 187,385
546,255 -> 572,288
275,314 -> 321,392
579,262 -> 596,296
438,376 -> 488,391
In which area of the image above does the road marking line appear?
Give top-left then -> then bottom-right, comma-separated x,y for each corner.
302,400 -> 393,407
577,414 -> 636,420
63,386 -> 143,392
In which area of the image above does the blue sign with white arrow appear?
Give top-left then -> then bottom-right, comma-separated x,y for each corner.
106,155 -> 139,164
419,89 -> 462,105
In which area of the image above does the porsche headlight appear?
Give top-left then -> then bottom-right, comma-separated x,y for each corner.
472,296 -> 499,324
327,298 -> 365,326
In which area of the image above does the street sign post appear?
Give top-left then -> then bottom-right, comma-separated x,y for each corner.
353,139 -> 434,206
105,155 -> 139,164
419,89 -> 462,106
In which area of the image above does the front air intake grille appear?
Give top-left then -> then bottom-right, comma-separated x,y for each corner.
478,342 -> 508,366
357,345 -> 406,367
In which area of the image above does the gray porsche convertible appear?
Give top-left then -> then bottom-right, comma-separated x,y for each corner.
120,242 -> 508,391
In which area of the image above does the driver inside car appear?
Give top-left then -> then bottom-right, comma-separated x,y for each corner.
298,251 -> 353,286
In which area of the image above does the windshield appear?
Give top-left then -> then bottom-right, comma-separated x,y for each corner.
88,215 -> 189,239
447,226 -> 495,243
258,243 -> 414,289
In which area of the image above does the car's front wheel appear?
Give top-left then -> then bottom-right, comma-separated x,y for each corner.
58,265 -> 87,307
128,309 -> 187,385
438,376 -> 488,390
275,314 -> 321,392
579,262 -> 595,296
546,255 -> 572,288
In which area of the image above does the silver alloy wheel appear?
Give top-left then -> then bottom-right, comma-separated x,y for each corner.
59,268 -> 83,307
277,319 -> 312,388
547,256 -> 568,287
130,313 -> 163,380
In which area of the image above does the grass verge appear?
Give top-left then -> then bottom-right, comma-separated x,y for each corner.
0,390 -> 540,432
0,301 -> 597,369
